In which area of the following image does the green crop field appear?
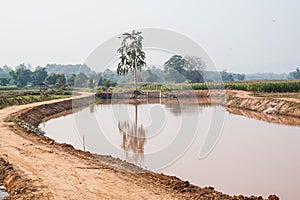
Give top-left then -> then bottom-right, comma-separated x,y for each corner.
0,91 -> 71,109
138,80 -> 300,93
0,86 -> 18,90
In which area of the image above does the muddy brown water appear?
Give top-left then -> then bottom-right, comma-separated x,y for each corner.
40,99 -> 300,200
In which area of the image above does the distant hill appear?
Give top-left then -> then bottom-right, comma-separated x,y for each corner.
45,64 -> 96,79
245,73 -> 289,80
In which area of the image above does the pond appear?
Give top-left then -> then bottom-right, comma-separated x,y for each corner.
40,98 -> 300,199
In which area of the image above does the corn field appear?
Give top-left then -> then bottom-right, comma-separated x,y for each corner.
139,80 -> 300,93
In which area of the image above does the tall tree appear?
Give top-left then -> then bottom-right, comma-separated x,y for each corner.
55,76 -> 66,89
76,72 -> 88,88
67,74 -> 77,87
117,30 -> 146,91
32,67 -> 48,86
183,56 -> 205,83
9,64 -> 32,87
184,56 -> 205,71
290,67 -> 300,79
0,78 -> 10,86
164,55 -> 185,83
88,77 -> 95,89
164,55 -> 206,83
0,66 -> 11,86
45,73 -> 66,85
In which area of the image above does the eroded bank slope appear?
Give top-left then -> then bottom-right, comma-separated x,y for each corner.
224,90 -> 300,127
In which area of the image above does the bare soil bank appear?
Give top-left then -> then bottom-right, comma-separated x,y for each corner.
224,90 -> 300,127
0,91 -> 288,199
226,90 -> 300,118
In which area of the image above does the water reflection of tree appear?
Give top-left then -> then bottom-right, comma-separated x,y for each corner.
118,102 -> 146,164
89,103 -> 96,113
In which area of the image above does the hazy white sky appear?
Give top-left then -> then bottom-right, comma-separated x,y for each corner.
0,0 -> 299,73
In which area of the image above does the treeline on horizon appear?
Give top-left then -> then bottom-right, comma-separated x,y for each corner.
0,58 -> 299,90
0,63 -> 244,89
0,63 -> 106,89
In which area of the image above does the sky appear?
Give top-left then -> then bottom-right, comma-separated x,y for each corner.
0,0 -> 299,73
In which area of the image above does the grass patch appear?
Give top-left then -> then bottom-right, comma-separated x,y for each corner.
0,85 -> 18,90
0,91 -> 71,109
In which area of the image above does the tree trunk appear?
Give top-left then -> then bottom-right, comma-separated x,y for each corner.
133,69 -> 137,91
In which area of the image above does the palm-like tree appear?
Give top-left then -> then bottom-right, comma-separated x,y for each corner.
117,30 -> 146,92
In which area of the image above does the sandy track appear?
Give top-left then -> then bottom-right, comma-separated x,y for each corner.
0,96 -> 181,200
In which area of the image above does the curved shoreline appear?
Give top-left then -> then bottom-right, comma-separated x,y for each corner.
0,90 -> 292,199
